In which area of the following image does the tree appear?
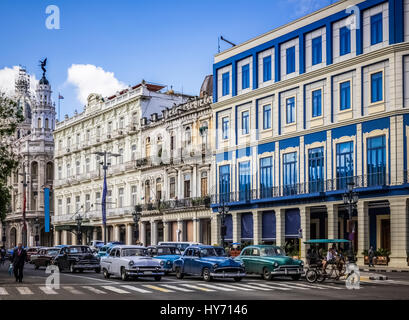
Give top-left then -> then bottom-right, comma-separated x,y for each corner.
0,92 -> 23,221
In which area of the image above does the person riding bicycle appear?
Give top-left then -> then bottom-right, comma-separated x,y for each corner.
322,247 -> 336,274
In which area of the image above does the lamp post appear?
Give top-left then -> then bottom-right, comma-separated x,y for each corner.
76,214 -> 83,245
342,181 -> 359,263
218,201 -> 229,249
132,205 -> 142,244
2,223 -> 6,247
18,162 -> 29,247
34,217 -> 40,246
94,151 -> 120,245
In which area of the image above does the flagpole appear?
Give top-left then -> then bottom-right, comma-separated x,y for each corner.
58,92 -> 61,121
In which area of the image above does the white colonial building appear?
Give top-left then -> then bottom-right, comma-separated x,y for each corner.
3,67 -> 56,248
52,81 -> 193,245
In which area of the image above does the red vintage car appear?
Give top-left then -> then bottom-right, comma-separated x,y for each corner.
32,247 -> 60,269
26,247 -> 45,263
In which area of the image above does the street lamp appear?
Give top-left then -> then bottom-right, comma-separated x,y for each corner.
34,217 -> 40,246
94,151 -> 121,245
132,205 -> 142,244
343,181 -> 359,263
218,202 -> 229,249
76,214 -> 83,245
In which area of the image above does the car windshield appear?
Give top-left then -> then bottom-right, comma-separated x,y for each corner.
156,247 -> 181,255
214,247 -> 227,256
69,246 -> 92,254
199,248 -> 217,257
47,249 -> 60,256
260,247 -> 285,257
121,248 -> 147,257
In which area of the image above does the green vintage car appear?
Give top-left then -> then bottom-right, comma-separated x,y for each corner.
235,245 -> 304,280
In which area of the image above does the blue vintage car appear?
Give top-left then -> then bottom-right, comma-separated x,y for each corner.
147,245 -> 182,274
173,245 -> 246,282
97,242 -> 123,258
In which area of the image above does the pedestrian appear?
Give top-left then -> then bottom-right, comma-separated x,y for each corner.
368,245 -> 375,267
11,243 -> 27,283
0,246 -> 6,266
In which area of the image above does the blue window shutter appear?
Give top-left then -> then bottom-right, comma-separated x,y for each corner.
340,81 -> 351,110
370,13 -> 383,45
371,72 -> 383,103
312,36 -> 322,65
222,72 -> 230,96
263,56 -> 271,82
242,64 -> 249,89
286,47 -> 295,74
312,89 -> 322,117
340,26 -> 351,55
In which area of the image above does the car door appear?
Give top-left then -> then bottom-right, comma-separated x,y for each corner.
189,249 -> 202,276
59,248 -> 70,270
106,248 -> 116,275
251,248 -> 263,274
238,248 -> 252,273
182,249 -> 193,274
112,249 -> 122,275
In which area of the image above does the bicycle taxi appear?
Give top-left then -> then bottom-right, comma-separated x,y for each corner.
304,239 -> 350,283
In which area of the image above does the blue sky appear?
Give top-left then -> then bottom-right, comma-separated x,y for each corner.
0,0 -> 332,119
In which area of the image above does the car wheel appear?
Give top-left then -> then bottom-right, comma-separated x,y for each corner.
233,277 -> 242,282
78,269 -> 84,273
175,267 -> 184,279
202,268 -> 212,282
154,276 -> 161,281
95,267 -> 101,274
291,274 -> 301,281
103,268 -> 110,279
121,267 -> 129,281
69,263 -> 76,273
263,267 -> 273,280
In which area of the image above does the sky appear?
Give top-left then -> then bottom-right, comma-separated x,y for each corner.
0,0 -> 333,120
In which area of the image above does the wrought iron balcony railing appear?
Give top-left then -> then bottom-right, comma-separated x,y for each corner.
141,196 -> 211,211
211,172 -> 401,205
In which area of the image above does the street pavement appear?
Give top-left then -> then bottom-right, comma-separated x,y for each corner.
0,261 -> 408,300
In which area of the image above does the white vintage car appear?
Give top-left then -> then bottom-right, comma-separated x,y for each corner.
100,245 -> 165,281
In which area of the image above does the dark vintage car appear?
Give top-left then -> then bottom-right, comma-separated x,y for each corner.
52,245 -> 101,273
27,247 -> 45,263
173,245 -> 246,282
31,247 -> 60,269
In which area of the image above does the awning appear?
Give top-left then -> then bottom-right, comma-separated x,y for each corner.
285,209 -> 300,238
303,239 -> 351,244
241,213 -> 253,240
225,214 -> 233,241
262,211 -> 276,240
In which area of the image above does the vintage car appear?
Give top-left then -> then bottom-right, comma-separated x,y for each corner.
27,247 -> 44,263
147,245 -> 182,274
31,247 -> 60,269
97,242 -> 123,257
235,245 -> 304,280
158,242 -> 202,253
100,245 -> 165,281
173,245 -> 246,282
51,245 -> 101,273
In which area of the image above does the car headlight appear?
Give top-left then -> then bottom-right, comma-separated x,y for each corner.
160,260 -> 164,266
213,264 -> 218,269
166,260 -> 171,265
300,261 -> 304,266
273,262 -> 278,267
128,260 -> 134,266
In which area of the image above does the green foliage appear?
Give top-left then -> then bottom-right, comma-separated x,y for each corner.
375,248 -> 391,257
0,92 -> 23,221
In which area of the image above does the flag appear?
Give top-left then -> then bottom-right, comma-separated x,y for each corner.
58,94 -> 64,99
101,170 -> 107,226
44,188 -> 50,232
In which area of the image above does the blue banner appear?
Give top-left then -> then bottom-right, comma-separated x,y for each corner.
44,188 -> 50,232
102,171 -> 107,225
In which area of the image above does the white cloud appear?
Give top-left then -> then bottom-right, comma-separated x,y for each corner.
66,64 -> 126,104
287,0 -> 331,19
0,66 -> 38,96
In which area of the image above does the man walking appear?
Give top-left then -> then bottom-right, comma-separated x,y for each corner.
368,246 -> 375,267
11,243 -> 27,283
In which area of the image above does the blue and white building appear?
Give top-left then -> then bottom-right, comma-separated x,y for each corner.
211,0 -> 409,267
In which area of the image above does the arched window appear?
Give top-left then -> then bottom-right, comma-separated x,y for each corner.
144,180 -> 150,204
31,162 -> 38,181
46,162 -> 53,181
45,118 -> 49,129
37,118 -> 41,128
201,171 -> 208,196
185,127 -> 191,146
156,177 -> 162,201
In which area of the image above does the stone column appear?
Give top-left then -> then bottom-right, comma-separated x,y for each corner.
192,166 -> 197,198
275,209 -> 285,247
82,232 -> 87,245
300,206 -> 311,261
357,201 -> 369,265
140,221 -> 146,246
211,214 -> 221,246
71,231 -> 77,245
113,225 -> 120,242
101,227 -> 105,244
163,221 -> 169,242
92,228 -> 97,240
232,212 -> 241,244
253,211 -> 262,245
389,198 -> 408,268
126,224 -> 133,245
151,220 -> 158,245
193,218 -> 200,243
62,230 -> 68,245
54,230 -> 60,246
177,219 -> 183,242
327,203 -> 338,240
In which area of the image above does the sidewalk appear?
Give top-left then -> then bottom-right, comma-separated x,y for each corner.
358,265 -> 409,273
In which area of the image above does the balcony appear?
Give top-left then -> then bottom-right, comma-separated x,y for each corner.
141,196 -> 211,212
211,173 -> 408,206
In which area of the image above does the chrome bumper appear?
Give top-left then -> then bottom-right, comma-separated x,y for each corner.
125,269 -> 165,276
271,268 -> 304,275
73,264 -> 100,269
210,271 -> 246,278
